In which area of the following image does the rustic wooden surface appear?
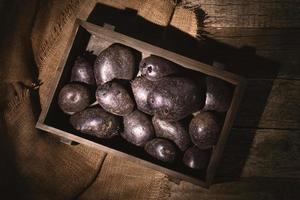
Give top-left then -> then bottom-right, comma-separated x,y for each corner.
204,28 -> 300,79
167,0 -> 300,199
184,0 -> 300,28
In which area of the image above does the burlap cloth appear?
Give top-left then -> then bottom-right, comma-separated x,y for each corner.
0,0 -> 200,199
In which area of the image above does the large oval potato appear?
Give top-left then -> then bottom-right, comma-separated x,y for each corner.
148,77 -> 205,121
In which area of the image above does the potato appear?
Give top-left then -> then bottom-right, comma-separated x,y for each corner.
121,110 -> 155,146
145,138 -> 176,163
96,81 -> 134,116
139,55 -> 178,81
58,83 -> 91,114
131,76 -> 157,115
183,146 -> 210,170
152,116 -> 191,151
189,111 -> 220,148
148,77 -> 205,121
70,54 -> 95,85
70,107 -> 120,138
204,76 -> 233,112
94,43 -> 137,85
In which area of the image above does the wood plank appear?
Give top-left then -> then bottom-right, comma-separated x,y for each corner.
168,178 -> 300,200
168,128 -> 300,199
201,28 -> 300,79
234,79 -> 300,129
217,129 -> 300,178
182,0 -> 300,28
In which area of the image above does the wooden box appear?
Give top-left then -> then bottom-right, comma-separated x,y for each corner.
36,19 -> 246,188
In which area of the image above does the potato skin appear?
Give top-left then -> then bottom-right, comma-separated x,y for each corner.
94,43 -> 137,85
148,77 -> 205,121
145,138 -> 176,163
71,56 -> 95,85
131,76 -> 157,115
121,110 -> 155,146
139,55 -> 178,81
189,111 -> 220,148
70,107 -> 120,138
204,76 -> 233,112
152,116 -> 191,151
58,83 -> 91,114
96,81 -> 135,116
183,146 -> 210,170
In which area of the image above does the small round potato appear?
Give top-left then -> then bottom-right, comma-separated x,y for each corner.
121,110 -> 155,146
204,76 -> 233,112
139,55 -> 178,81
183,146 -> 210,170
145,138 -> 176,163
71,55 -> 95,85
189,111 -> 221,148
70,107 -> 120,138
58,83 -> 91,114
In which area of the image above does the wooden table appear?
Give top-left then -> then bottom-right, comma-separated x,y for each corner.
167,0 -> 300,199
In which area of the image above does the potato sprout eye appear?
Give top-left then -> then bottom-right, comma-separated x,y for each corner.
147,65 -> 153,73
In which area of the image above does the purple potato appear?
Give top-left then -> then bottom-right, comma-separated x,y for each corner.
204,76 -> 233,112
183,146 -> 210,170
121,110 -> 155,146
131,76 -> 157,115
58,83 -> 91,114
148,77 -> 205,121
145,138 -> 176,163
139,55 -> 178,81
94,43 -> 137,85
189,111 -> 221,148
96,82 -> 135,116
152,116 -> 191,151
70,55 -> 95,85
70,107 -> 120,138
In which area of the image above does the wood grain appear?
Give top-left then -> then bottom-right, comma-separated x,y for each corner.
183,0 -> 300,28
168,177 -> 300,200
168,128 -> 300,198
235,79 -> 300,129
201,28 -> 300,79
218,129 -> 300,178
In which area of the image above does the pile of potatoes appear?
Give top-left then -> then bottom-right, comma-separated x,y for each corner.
58,43 -> 233,170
